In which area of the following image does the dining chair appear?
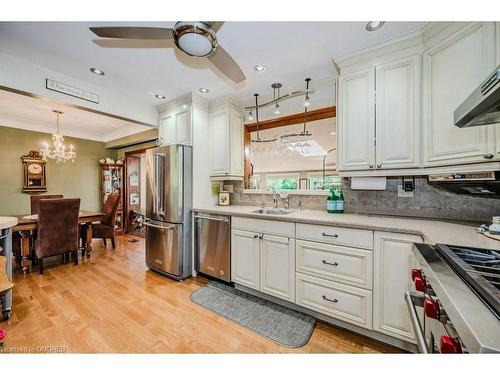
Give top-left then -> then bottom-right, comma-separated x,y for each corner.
30,194 -> 64,214
36,198 -> 80,274
85,193 -> 121,250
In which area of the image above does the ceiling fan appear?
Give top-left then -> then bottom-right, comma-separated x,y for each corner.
89,21 -> 246,84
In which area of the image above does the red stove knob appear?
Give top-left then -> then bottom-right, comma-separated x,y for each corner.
424,298 -> 440,319
411,268 -> 422,281
440,336 -> 462,353
414,276 -> 425,292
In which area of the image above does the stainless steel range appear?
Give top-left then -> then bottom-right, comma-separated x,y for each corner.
407,243 -> 500,353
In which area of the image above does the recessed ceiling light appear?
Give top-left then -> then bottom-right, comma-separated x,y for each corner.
365,21 -> 385,32
155,94 -> 166,99
253,64 -> 266,72
89,67 -> 105,76
199,87 -> 210,94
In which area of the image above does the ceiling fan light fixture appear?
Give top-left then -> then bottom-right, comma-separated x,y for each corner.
365,21 -> 385,32
173,21 -> 217,57
90,67 -> 105,76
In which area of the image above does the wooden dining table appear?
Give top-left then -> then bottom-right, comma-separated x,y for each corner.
11,210 -> 104,275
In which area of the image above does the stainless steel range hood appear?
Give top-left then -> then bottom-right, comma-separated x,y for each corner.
454,65 -> 500,128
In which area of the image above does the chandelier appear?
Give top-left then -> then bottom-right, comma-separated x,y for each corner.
40,110 -> 76,163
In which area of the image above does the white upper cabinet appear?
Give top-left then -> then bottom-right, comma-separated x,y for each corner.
209,97 -> 244,178
375,55 -> 421,169
422,22 -> 497,166
175,108 -> 191,145
337,67 -> 376,171
159,104 -> 192,146
337,39 -> 422,173
159,113 -> 175,145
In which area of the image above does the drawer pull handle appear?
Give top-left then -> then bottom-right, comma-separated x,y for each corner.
322,232 -> 338,238
322,295 -> 338,303
322,260 -> 338,266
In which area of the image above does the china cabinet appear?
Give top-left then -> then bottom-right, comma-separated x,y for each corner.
101,163 -> 124,234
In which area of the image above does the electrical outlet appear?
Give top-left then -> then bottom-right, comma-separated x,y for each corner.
398,185 -> 414,198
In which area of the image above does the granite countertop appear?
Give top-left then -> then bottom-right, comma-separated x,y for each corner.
0,216 -> 18,230
193,205 -> 500,250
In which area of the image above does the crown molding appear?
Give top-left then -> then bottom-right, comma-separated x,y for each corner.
336,30 -> 424,68
209,94 -> 243,111
157,92 -> 210,113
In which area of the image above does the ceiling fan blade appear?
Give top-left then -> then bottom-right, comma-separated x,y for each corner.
89,27 -> 173,40
208,46 -> 246,84
205,21 -> 224,33
93,39 -> 174,49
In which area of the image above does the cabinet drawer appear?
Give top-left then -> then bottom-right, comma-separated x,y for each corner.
296,240 -> 373,289
295,273 -> 372,329
296,223 -> 373,249
232,217 -> 294,237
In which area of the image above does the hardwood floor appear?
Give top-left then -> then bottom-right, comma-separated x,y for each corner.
0,235 -> 402,353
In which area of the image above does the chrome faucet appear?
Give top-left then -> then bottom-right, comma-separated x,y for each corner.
272,189 -> 278,208
284,196 -> 290,210
297,200 -> 302,212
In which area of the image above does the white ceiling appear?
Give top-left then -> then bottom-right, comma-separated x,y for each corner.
0,89 -> 152,142
0,21 -> 427,105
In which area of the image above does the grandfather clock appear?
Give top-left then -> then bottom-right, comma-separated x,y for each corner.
21,151 -> 47,193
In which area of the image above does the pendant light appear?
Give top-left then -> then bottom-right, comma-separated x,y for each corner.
303,77 -> 311,108
271,82 -> 282,115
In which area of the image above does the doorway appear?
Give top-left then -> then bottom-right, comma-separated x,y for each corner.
124,149 -> 150,237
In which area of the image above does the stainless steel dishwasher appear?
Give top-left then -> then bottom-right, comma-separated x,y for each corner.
193,212 -> 231,282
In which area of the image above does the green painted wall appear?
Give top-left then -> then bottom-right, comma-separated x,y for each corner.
0,126 -> 116,215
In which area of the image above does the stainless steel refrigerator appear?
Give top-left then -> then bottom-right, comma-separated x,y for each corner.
145,144 -> 192,280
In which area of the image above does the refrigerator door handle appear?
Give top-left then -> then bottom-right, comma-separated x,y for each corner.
153,152 -> 167,217
153,152 -> 158,214
144,221 -> 176,230
156,152 -> 167,218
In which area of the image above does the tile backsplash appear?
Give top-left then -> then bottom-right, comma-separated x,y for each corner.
230,177 -> 500,222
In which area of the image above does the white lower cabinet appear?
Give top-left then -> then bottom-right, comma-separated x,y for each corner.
296,240 -> 373,289
296,273 -> 373,329
231,229 -> 260,290
373,231 -> 423,342
231,227 -> 294,302
260,234 -> 295,302
231,217 -> 426,347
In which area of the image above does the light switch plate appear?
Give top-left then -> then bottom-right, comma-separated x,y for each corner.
398,185 -> 414,198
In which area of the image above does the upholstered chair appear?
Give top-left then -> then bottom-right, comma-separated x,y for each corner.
36,198 -> 80,274
30,194 -> 64,214
89,194 -> 121,250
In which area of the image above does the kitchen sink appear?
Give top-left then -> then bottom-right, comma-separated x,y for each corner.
252,208 -> 292,215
